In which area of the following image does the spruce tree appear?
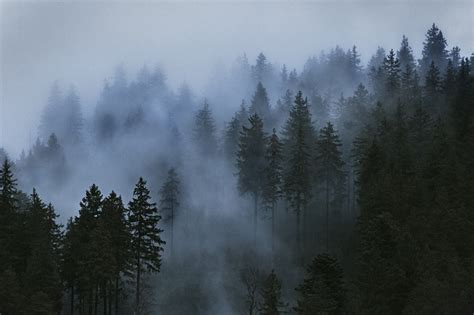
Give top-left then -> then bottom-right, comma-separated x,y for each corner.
193,99 -> 217,156
263,129 -> 283,255
397,35 -> 415,70
420,23 -> 448,75
250,82 -> 272,127
282,91 -> 313,263
160,168 -> 180,256
237,113 -> 267,248
101,191 -> 131,314
24,189 -> 63,313
295,254 -> 345,314
259,270 -> 286,315
128,177 -> 165,311
75,184 -> 103,313
0,158 -> 19,303
315,122 -> 345,252
223,101 -> 248,161
383,49 -> 401,99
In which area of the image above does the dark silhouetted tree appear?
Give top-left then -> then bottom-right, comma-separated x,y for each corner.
128,177 -> 165,311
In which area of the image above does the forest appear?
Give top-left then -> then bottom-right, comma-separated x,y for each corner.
0,22 -> 473,314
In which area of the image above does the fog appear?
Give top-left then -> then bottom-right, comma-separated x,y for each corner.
1,1 -> 473,314
1,0 -> 472,156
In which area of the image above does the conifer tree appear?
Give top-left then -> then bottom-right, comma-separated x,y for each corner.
420,23 -> 448,75
101,191 -> 131,314
24,189 -> 63,313
224,101 -> 248,161
263,129 -> 283,255
295,254 -> 345,314
75,184 -> 103,313
250,82 -> 272,127
397,35 -> 415,70
424,61 -> 442,113
383,49 -> 401,98
193,99 -> 217,156
282,91 -> 313,263
315,122 -> 345,252
237,113 -> 267,247
160,168 -> 180,256
0,158 -> 19,280
259,270 -> 286,315
128,177 -> 165,311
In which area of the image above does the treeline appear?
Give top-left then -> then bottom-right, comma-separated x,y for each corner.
0,23 -> 473,314
0,162 -> 181,313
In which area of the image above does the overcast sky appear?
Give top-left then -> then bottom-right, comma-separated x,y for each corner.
1,0 -> 473,157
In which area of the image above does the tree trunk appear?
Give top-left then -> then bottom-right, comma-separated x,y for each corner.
171,203 -> 174,258
136,258 -> 141,313
94,284 -> 98,315
70,285 -> 74,315
103,282 -> 107,315
254,192 -> 258,250
326,176 -> 329,253
108,279 -> 112,315
296,193 -> 302,266
271,200 -> 275,258
115,277 -> 119,315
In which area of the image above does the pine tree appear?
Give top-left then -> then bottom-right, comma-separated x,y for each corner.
383,49 -> 401,98
315,122 -> 345,252
63,86 -> 83,145
349,45 -> 362,80
39,82 -> 63,141
263,129 -> 283,255
193,99 -> 217,156
160,168 -> 180,256
424,61 -> 442,113
223,101 -> 248,161
295,254 -> 345,314
128,177 -> 165,311
420,23 -> 448,75
75,184 -> 103,313
397,35 -> 415,70
252,52 -> 271,84
62,218 -> 80,314
0,159 -> 22,313
0,158 -> 19,269
282,91 -> 313,263
237,113 -> 267,248
259,270 -> 286,315
24,189 -> 63,313
101,191 -> 131,314
249,82 -> 272,127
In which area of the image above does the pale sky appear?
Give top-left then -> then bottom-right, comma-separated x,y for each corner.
1,0 -> 473,156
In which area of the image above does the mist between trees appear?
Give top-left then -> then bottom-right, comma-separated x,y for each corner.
1,23 -> 473,314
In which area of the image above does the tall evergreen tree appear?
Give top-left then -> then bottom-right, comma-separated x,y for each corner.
223,101 -> 248,161
263,129 -> 283,255
128,177 -> 165,312
237,113 -> 267,248
101,191 -> 131,314
420,23 -> 448,75
397,35 -> 415,70
383,49 -> 401,98
24,189 -> 63,313
315,122 -> 345,252
193,100 -> 217,156
249,82 -> 272,127
282,91 -> 313,263
295,254 -> 345,314
159,168 -> 180,256
75,184 -> 103,313
259,270 -> 286,315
